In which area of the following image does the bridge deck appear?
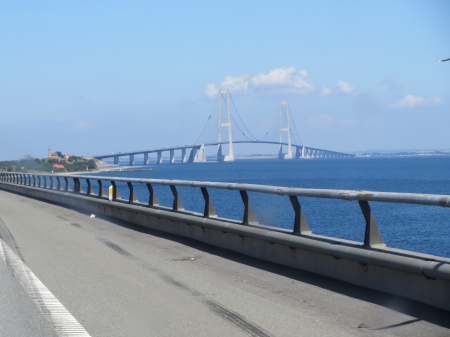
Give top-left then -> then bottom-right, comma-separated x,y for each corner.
93,140 -> 354,160
0,189 -> 448,336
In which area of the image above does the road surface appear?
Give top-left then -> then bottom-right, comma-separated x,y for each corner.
0,189 -> 448,336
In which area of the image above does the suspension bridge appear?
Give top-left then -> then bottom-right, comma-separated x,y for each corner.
93,89 -> 354,165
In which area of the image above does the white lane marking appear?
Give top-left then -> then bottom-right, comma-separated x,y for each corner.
0,238 -> 91,337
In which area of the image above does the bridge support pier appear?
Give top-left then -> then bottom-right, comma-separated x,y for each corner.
157,151 -> 163,164
194,143 -> 206,162
129,154 -> 134,166
144,153 -> 149,165
188,148 -> 197,163
217,144 -> 224,162
114,156 -> 119,165
170,150 -> 175,164
181,149 -> 188,163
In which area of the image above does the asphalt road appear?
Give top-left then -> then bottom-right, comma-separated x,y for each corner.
0,189 -> 449,337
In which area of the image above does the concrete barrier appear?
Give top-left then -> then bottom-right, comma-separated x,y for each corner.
1,175 -> 449,311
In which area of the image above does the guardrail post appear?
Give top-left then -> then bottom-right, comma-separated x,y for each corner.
170,185 -> 184,211
111,181 -> 121,200
73,178 -> 83,193
289,196 -> 311,234
43,176 -> 47,188
64,177 -> 71,191
86,179 -> 94,195
19,175 -> 23,185
239,190 -> 258,225
201,187 -> 217,218
127,182 -> 138,204
97,180 -> 106,197
56,177 -> 61,190
146,183 -> 159,206
32,175 -> 36,186
49,176 -> 54,189
359,200 -> 385,247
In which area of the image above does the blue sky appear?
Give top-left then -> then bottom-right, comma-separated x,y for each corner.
1,1 -> 449,160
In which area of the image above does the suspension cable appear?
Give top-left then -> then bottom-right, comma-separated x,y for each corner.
289,105 -> 303,146
231,115 -> 255,141
193,98 -> 217,145
193,115 -> 212,145
229,94 -> 258,141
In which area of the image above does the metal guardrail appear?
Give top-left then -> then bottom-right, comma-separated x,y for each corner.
3,172 -> 450,311
2,171 -> 450,288
2,172 -> 450,248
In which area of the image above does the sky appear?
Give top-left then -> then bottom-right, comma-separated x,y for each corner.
1,1 -> 449,160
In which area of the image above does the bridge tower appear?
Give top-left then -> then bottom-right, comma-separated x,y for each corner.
279,101 -> 293,159
217,89 -> 235,162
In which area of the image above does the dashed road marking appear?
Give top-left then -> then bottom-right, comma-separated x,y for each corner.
0,238 -> 91,337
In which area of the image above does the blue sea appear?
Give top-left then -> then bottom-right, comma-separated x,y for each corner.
91,156 -> 450,258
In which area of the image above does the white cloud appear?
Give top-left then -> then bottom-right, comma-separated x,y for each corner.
205,67 -> 315,98
392,94 -> 442,108
205,67 -> 356,97
321,87 -> 332,96
205,84 -> 219,98
222,74 -> 250,91
250,67 -> 301,87
72,121 -> 92,131
336,81 -> 355,93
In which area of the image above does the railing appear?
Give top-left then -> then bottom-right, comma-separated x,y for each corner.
2,172 -> 450,248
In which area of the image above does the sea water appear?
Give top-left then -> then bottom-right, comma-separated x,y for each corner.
90,156 -> 450,258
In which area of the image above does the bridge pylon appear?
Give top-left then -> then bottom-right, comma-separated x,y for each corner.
217,89 -> 234,162
279,101 -> 293,159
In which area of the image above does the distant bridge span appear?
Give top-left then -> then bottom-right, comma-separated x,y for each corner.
93,140 -> 354,166
93,92 -> 354,165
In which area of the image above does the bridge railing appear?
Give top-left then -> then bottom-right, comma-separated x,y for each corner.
1,172 -> 450,249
